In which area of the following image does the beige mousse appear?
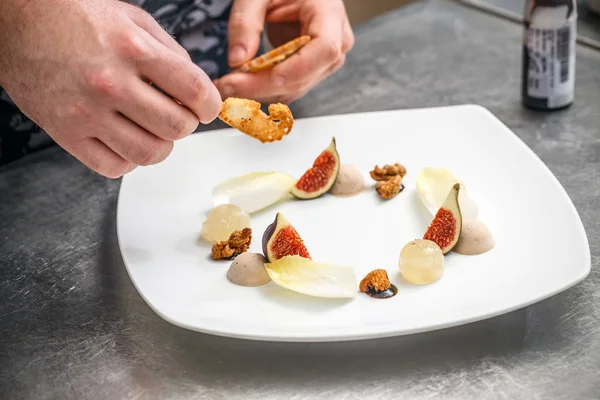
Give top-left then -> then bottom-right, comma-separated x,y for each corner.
453,219 -> 494,255
227,253 -> 271,287
330,164 -> 365,196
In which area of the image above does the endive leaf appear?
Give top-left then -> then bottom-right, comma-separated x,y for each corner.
415,167 -> 479,219
264,255 -> 358,298
212,171 -> 296,214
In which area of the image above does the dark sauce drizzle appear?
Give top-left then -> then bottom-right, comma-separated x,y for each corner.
224,252 -> 242,261
365,284 -> 398,299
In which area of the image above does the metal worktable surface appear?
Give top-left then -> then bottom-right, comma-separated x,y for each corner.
1,1 -> 599,399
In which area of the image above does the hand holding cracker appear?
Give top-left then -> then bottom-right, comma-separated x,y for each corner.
213,0 -> 354,104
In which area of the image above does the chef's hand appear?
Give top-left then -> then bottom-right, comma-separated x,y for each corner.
214,0 -> 354,104
0,0 -> 221,178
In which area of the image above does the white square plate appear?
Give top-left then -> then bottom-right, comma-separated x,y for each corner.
116,105 -> 591,342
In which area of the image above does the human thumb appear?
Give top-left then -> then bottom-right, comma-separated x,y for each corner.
227,0 -> 269,68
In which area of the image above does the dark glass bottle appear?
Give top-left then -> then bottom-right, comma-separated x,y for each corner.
521,0 -> 577,110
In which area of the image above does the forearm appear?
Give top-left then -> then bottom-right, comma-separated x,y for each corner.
0,0 -> 26,17
0,0 -> 30,43
0,0 -> 30,85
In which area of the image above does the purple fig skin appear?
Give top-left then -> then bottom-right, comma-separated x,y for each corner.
262,215 -> 278,261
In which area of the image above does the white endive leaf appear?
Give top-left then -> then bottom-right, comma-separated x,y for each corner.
212,171 -> 296,214
416,167 -> 479,219
264,255 -> 358,299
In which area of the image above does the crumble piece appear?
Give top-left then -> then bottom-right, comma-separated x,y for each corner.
359,269 -> 392,293
211,228 -> 252,260
376,175 -> 404,200
369,163 -> 407,181
369,162 -> 407,200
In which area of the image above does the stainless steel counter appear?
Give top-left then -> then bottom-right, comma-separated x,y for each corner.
2,1 -> 600,399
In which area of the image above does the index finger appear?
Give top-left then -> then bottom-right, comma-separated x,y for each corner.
136,39 -> 222,124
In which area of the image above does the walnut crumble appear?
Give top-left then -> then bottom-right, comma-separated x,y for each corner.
359,269 -> 392,293
369,162 -> 406,200
211,228 -> 252,260
376,175 -> 404,200
369,163 -> 407,181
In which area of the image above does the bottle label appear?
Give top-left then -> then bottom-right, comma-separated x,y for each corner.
524,21 -> 576,108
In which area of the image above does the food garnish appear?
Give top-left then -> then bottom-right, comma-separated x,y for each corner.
200,204 -> 251,243
262,212 -> 311,262
416,167 -> 478,219
370,163 -> 407,200
376,175 -> 404,200
359,269 -> 398,299
290,137 -> 341,199
239,35 -> 311,73
227,252 -> 271,287
212,171 -> 295,214
330,164 -> 365,196
200,131 -> 492,299
453,219 -> 494,255
423,183 -> 463,254
398,239 -> 444,285
218,97 -> 294,143
264,255 -> 358,299
211,228 -> 252,260
370,163 -> 407,181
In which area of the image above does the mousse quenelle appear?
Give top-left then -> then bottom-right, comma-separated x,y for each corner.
330,164 -> 365,196
453,219 -> 494,255
227,252 -> 271,287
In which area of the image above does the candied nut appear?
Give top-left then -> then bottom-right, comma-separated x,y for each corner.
212,242 -> 236,260
360,269 -> 391,293
369,163 -> 407,181
228,227 -> 252,248
376,175 -> 404,200
211,228 -> 252,260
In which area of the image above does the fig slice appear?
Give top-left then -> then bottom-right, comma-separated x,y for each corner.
290,137 -> 341,199
262,212 -> 311,262
423,183 -> 463,254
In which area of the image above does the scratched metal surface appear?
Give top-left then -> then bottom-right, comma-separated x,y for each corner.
1,1 -> 600,399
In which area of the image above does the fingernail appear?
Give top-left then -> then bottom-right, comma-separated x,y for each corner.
229,45 -> 246,66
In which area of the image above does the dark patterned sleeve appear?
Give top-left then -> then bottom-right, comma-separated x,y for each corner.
137,0 -> 265,80
0,88 -> 55,165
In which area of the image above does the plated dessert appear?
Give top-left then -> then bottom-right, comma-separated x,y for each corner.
117,98 -> 590,342
204,98 -> 495,302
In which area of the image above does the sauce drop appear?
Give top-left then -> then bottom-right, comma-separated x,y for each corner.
365,283 -> 398,299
